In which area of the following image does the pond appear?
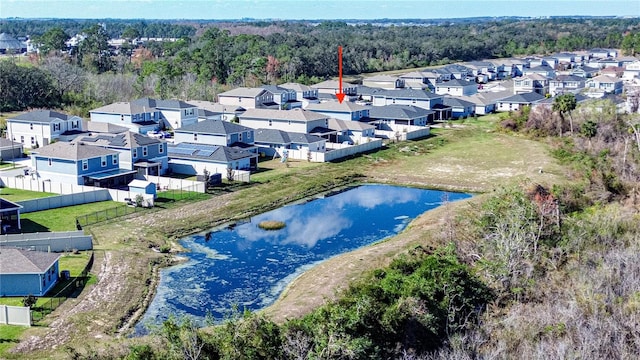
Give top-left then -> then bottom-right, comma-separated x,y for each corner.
135,184 -> 471,334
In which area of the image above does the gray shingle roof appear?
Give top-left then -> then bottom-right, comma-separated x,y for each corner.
218,87 -> 268,98
254,127 -> 327,145
10,110 -> 78,124
85,121 -> 130,134
175,119 -> 252,135
328,118 -> 375,132
374,89 -> 442,100
368,104 -> 435,120
436,79 -> 476,87
261,85 -> 293,95
32,141 -> 118,160
444,97 -> 475,108
0,138 -> 22,149
168,143 -> 255,162
241,108 -> 328,122
279,83 -> 315,92
0,248 -> 60,274
0,33 -> 26,51
306,101 -> 369,112
75,131 -> 162,149
498,92 -> 546,104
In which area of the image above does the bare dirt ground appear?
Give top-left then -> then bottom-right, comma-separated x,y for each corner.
9,128 -> 567,358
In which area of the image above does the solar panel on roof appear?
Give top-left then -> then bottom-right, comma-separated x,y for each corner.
168,148 -> 196,156
196,150 -> 214,157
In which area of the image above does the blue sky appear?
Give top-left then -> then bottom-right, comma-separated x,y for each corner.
1,0 -> 638,20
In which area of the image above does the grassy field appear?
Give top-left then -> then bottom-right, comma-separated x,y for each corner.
0,325 -> 27,355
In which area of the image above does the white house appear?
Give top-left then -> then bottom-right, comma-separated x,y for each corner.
7,110 -> 84,149
217,87 -> 275,109
239,108 -> 331,134
362,75 -> 405,90
306,101 -> 370,121
328,118 -> 376,144
435,79 -> 478,96
496,92 -> 546,112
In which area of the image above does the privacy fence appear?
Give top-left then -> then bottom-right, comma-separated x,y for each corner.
0,231 -> 93,252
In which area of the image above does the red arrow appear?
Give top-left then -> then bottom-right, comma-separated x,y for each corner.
336,46 -> 346,103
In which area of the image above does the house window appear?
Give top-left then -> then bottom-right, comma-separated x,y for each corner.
111,154 -> 117,165
159,144 -> 164,153
48,158 -> 52,166
239,133 -> 243,141
72,121 -> 78,129
54,123 -> 60,131
238,97 -> 242,102
120,115 -> 125,121
82,160 -> 88,170
133,148 -> 138,158
101,156 -> 107,167
193,133 -> 198,141
31,137 -> 35,145
142,146 -> 148,156
268,120 -> 272,126
20,136 -> 24,144
30,123 -> 33,130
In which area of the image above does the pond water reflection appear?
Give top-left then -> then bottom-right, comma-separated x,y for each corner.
136,184 -> 471,334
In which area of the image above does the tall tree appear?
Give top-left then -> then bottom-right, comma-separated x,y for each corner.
77,24 -> 112,73
34,27 -> 70,56
553,93 -> 577,136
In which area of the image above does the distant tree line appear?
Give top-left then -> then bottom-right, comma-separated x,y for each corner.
1,18 -> 639,112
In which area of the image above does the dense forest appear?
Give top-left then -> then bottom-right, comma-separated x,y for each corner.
1,18 -> 640,114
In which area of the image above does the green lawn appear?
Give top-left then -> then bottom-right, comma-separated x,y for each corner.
20,201 -> 120,232
0,324 -> 27,356
0,188 -> 56,201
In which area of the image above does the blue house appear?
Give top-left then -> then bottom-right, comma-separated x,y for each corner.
30,141 -> 136,187
444,97 -> 476,119
0,248 -> 61,297
73,131 -> 169,176
168,142 -> 258,176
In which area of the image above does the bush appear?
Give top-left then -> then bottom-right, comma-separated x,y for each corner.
22,294 -> 38,308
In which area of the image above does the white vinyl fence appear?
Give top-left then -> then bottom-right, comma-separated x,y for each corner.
0,305 -> 31,326
0,231 -> 93,252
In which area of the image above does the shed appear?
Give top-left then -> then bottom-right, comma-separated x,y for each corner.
0,248 -> 61,297
128,179 -> 157,199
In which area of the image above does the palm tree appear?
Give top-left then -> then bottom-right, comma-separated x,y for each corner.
552,93 -> 577,136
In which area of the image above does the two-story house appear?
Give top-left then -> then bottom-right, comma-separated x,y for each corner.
239,108 -> 337,141
327,118 -> 376,145
153,99 -> 199,130
435,79 -> 478,97
523,65 -> 555,78
217,87 -> 275,109
305,101 -> 370,121
185,100 -> 245,122
90,99 -> 161,134
261,85 -> 302,109
367,104 -> 435,128
7,110 -> 84,149
254,128 -> 327,160
173,120 -> 256,152
30,141 -> 135,187
549,75 -> 587,96
463,61 -> 497,81
72,131 -> 168,176
311,80 -> 358,99
371,89 -> 450,120
496,92 -> 546,112
513,74 -> 550,95
571,65 -> 600,78
399,71 -> 441,90
362,75 -> 405,90
586,75 -> 624,95
279,83 -> 320,108
443,97 -> 476,119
